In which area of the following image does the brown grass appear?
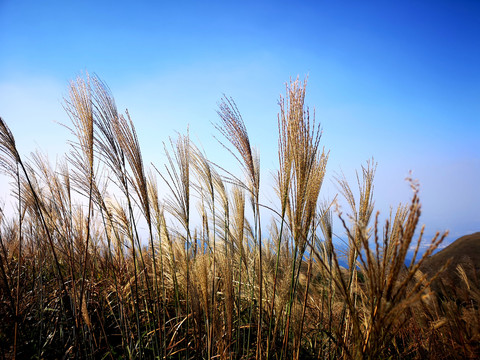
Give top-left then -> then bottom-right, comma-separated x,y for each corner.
0,75 -> 477,359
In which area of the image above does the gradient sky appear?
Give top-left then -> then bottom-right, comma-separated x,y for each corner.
0,0 -> 479,239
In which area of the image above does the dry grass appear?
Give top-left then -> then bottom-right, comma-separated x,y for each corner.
0,75 -> 477,359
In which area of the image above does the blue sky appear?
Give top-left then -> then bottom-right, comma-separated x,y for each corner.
0,0 -> 479,239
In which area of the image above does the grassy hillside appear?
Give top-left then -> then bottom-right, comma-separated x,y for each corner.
0,75 -> 478,359
421,232 -> 480,296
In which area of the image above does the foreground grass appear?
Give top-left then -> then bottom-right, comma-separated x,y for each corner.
0,75 -> 478,359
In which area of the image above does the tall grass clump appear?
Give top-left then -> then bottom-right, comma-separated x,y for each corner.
0,74 -> 476,359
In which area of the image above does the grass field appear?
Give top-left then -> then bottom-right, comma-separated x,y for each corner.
0,75 -> 478,359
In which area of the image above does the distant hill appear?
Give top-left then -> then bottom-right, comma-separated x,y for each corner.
420,232 -> 480,296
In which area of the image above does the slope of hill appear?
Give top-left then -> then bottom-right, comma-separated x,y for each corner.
420,232 -> 480,296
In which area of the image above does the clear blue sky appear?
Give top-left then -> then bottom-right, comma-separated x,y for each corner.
0,0 -> 479,239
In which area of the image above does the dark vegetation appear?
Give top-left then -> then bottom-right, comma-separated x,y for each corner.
0,75 -> 478,359
421,232 -> 480,288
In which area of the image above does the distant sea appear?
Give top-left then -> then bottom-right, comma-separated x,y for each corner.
328,233 -> 456,268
